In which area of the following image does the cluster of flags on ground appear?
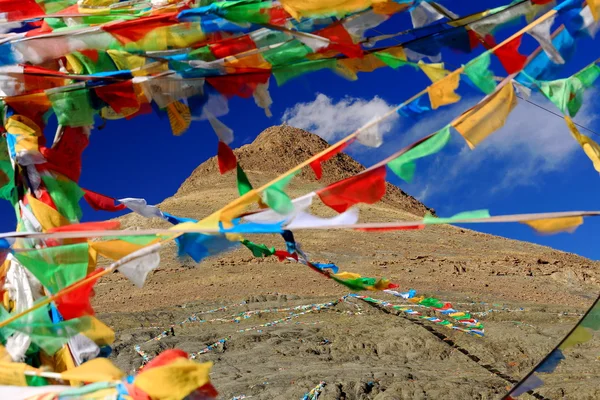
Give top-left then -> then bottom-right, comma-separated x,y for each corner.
0,0 -> 599,398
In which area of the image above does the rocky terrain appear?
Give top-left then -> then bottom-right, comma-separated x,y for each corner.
93,126 -> 600,399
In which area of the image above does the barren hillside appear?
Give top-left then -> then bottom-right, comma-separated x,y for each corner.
95,126 -> 600,399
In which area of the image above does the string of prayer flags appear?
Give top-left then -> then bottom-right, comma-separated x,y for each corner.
452,82 -> 518,149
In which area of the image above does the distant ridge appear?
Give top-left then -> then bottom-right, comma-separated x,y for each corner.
176,125 -> 434,217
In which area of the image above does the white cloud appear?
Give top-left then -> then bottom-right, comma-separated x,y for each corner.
405,90 -> 598,202
281,93 -> 400,145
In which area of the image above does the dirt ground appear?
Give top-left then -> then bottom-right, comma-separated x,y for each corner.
92,127 -> 600,399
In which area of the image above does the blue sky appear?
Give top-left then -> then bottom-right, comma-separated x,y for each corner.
2,1 -> 600,260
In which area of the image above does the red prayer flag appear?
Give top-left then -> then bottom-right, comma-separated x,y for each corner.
315,24 -> 363,59
144,349 -> 189,370
495,35 -> 527,75
210,35 -> 257,59
309,140 -> 351,180
103,13 -> 178,43
207,72 -> 270,98
0,0 -> 45,21
47,221 -> 121,233
95,81 -> 139,114
274,250 -> 298,262
317,166 -> 387,213
531,0 -> 554,3
83,189 -> 126,212
268,6 -> 290,25
217,141 -> 237,174
39,126 -> 89,182
55,269 -> 102,320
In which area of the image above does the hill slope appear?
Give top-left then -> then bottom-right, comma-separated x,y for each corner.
95,126 -> 600,399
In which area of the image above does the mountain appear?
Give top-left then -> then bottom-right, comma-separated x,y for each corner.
95,126 -> 600,399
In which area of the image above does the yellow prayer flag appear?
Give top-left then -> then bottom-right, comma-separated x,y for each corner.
65,54 -> 85,75
372,0 -> 408,14
0,345 -> 12,363
6,115 -> 42,154
280,0 -> 382,19
339,54 -> 386,74
26,195 -> 71,231
90,240 -> 145,261
565,116 -> 600,173
107,50 -> 146,71
418,60 -> 450,83
332,272 -> 361,280
452,82 -> 517,149
224,53 -> 271,70
78,0 -> 118,6
523,216 -> 583,234
559,326 -> 593,350
589,0 -> 599,21
0,362 -> 30,386
427,72 -> 461,110
80,317 -> 115,347
133,359 -> 213,400
167,101 -> 191,136
61,358 -> 124,383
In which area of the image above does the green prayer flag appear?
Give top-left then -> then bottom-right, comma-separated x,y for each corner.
464,52 -> 497,95
0,137 -> 15,203
264,40 -> 311,67
236,163 -> 253,197
374,51 -> 410,69
0,305 -> 93,356
262,172 -> 296,214
15,243 -> 90,293
388,126 -> 451,182
538,77 -> 584,117
273,59 -> 336,86
331,276 -> 378,291
221,1 -> 272,24
189,46 -> 217,62
69,51 -> 117,75
41,176 -> 84,223
423,209 -> 491,225
49,88 -> 96,127
419,298 -> 445,308
575,64 -> 600,88
242,240 -> 275,257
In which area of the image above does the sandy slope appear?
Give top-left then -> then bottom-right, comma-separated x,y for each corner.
94,126 -> 600,399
